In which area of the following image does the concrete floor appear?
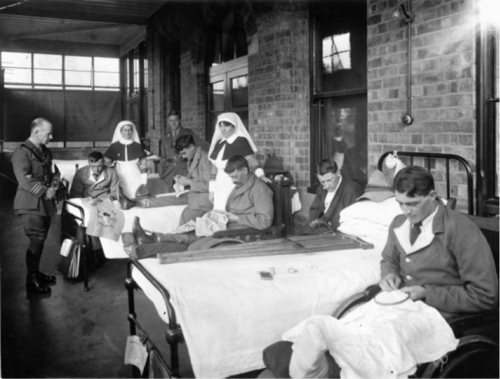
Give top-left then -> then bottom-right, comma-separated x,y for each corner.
0,172 -> 195,378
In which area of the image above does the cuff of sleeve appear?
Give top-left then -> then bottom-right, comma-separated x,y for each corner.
254,168 -> 265,178
209,180 -> 215,192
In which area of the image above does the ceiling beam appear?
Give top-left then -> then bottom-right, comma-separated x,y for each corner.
0,5 -> 149,25
8,22 -> 124,40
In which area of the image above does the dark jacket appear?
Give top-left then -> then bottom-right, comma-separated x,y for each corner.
12,139 -> 56,216
309,177 -> 362,230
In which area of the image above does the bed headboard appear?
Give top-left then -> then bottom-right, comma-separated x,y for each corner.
377,151 -> 474,214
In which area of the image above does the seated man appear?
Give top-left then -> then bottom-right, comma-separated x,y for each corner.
261,166 -> 498,378
302,159 -> 362,234
69,151 -> 119,200
128,155 -> 274,258
138,134 -> 214,225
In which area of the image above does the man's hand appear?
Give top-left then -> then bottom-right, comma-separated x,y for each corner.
209,192 -> 214,203
175,175 -> 191,186
260,175 -> 272,184
379,273 -> 402,291
45,187 -> 56,200
223,211 -> 239,223
401,285 -> 426,301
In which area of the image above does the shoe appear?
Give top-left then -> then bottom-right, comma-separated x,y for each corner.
118,193 -> 137,210
132,216 -> 158,245
35,271 -> 56,284
26,273 -> 51,294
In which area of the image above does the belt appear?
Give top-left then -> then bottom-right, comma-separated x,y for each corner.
166,157 -> 186,164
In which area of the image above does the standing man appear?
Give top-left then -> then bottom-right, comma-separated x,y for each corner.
12,118 -> 58,294
69,151 -> 119,200
159,110 -> 209,192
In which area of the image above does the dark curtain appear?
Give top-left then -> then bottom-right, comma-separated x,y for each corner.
4,89 -> 120,142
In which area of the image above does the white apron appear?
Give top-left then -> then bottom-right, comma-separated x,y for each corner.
212,148 -> 235,211
116,159 -> 147,199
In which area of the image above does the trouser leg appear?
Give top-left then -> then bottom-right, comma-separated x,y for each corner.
141,194 -> 188,208
21,215 -> 51,274
135,241 -> 188,259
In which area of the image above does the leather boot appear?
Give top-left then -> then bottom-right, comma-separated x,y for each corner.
132,216 -> 159,245
35,271 -> 57,284
118,193 -> 137,210
26,273 -> 51,294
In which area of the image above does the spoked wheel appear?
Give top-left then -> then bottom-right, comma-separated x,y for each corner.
420,335 -> 499,378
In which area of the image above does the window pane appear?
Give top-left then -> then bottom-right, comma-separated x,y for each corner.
2,52 -> 31,68
34,54 -> 62,69
94,72 -> 119,87
231,75 -> 248,108
321,96 -> 367,187
34,69 -> 62,84
66,87 -> 92,91
94,57 -> 119,72
65,56 -> 91,71
314,2 -> 366,92
66,71 -> 92,86
210,81 -> 225,111
4,68 -> 31,83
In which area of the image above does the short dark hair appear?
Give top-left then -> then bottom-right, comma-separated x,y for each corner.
224,155 -> 249,174
219,120 -> 235,128
393,166 -> 435,197
30,118 -> 50,133
317,159 -> 338,176
168,110 -> 181,118
88,151 -> 104,163
175,134 -> 195,152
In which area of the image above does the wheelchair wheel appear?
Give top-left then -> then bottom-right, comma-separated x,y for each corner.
420,335 -> 499,378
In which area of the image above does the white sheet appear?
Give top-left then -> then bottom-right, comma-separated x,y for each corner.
65,197 -> 187,259
132,246 -> 383,378
53,159 -> 88,187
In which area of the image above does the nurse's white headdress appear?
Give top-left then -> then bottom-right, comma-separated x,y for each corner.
111,120 -> 141,145
208,112 -> 258,157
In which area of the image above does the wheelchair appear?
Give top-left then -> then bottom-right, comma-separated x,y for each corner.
259,215 -> 500,379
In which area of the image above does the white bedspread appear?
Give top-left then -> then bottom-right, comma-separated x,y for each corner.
65,198 -> 186,259
132,247 -> 383,378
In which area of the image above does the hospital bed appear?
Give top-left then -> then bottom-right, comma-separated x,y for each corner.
124,151 -> 473,378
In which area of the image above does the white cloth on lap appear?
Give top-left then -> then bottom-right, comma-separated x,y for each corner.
284,297 -> 458,379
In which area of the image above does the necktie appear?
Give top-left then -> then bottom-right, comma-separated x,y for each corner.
93,173 -> 99,181
410,222 -> 422,245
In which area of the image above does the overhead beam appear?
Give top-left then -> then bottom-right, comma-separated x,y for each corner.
0,38 -> 120,58
0,6 -> 149,25
9,23 -> 124,40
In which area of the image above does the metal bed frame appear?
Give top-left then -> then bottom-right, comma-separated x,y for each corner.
124,151 -> 476,377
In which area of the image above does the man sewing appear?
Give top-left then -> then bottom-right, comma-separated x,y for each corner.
261,166 -> 498,378
128,155 -> 274,258
302,159 -> 362,235
136,134 -> 214,225
69,151 -> 119,200
159,110 -> 209,192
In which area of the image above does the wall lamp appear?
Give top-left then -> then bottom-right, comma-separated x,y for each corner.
394,0 -> 415,126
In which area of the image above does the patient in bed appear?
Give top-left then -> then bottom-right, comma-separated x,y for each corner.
302,158 -> 362,235
260,166 -> 499,378
126,155 -> 274,258
69,151 -> 119,200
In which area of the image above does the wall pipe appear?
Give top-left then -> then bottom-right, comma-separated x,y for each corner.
400,0 -> 415,125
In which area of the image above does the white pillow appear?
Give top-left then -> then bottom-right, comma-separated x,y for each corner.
339,197 -> 403,227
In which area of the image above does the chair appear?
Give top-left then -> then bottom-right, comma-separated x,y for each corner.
332,214 -> 499,378
211,177 -> 292,242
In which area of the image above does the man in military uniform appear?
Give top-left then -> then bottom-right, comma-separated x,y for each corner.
12,118 -> 58,294
159,110 -> 208,192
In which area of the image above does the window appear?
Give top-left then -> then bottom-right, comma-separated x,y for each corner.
1,51 -> 119,91
311,2 -> 367,188
477,0 -> 499,216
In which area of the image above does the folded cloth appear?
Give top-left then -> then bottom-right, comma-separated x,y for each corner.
285,296 -> 458,379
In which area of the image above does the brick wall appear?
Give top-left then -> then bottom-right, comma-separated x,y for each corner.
249,3 -> 311,190
367,0 -> 477,210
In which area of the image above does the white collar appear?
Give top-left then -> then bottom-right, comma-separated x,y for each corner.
395,203 -> 439,255
223,133 -> 238,144
119,138 -> 134,145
